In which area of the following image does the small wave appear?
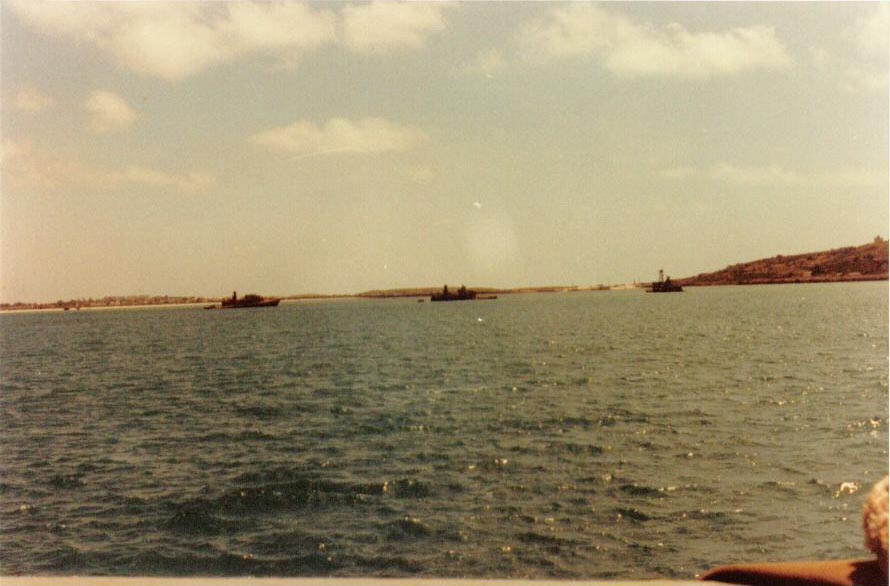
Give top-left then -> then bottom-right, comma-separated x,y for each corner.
182,469 -> 432,518
550,442 -> 604,456
163,507 -> 236,535
550,416 -> 596,429
807,478 -> 832,494
47,474 -> 85,490
32,546 -> 82,572
615,507 -> 650,522
383,516 -> 431,540
233,405 -> 281,420
476,458 -> 511,471
760,480 -> 798,493
686,509 -> 729,521
236,430 -> 277,441
597,415 -> 618,427
201,481 -> 356,515
382,478 -> 432,499
127,550 -> 338,575
350,553 -> 424,574
516,530 -> 574,550
618,483 -> 663,497
196,432 -> 229,442
233,467 -> 316,485
355,415 -> 431,435
490,418 -> 545,432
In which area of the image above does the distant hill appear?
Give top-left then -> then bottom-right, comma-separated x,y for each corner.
676,238 -> 889,287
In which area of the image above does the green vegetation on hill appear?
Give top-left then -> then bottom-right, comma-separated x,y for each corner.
676,238 -> 889,287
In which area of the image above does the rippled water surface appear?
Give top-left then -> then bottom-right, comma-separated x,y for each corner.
1,283 -> 887,578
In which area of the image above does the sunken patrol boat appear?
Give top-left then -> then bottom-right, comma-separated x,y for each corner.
205,291 -> 281,309
431,284 -> 476,302
430,284 -> 497,302
646,270 -> 684,293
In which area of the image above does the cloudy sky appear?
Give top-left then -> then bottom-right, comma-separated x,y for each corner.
1,2 -> 887,302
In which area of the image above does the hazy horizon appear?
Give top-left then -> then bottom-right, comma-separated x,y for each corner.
2,1 -> 888,304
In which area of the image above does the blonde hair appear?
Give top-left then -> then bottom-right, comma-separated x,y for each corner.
863,476 -> 888,574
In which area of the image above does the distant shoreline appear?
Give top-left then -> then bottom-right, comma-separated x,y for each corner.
675,239 -> 887,288
677,274 -> 887,287
0,296 -> 354,314
2,278 -> 887,313
3,238 -> 886,312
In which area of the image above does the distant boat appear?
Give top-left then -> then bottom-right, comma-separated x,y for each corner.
431,284 -> 477,302
646,270 -> 683,293
205,291 -> 281,309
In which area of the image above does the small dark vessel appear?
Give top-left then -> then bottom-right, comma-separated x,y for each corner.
646,270 -> 683,293
431,284 -> 477,302
206,291 -> 281,309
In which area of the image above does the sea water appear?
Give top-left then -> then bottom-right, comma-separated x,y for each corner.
1,282 -> 887,578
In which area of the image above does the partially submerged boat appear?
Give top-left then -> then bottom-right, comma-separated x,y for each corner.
431,285 -> 477,302
205,291 -> 281,309
646,270 -> 683,293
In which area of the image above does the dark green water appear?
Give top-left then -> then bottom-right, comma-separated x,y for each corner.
1,283 -> 887,577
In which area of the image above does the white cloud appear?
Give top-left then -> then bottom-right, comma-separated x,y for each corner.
520,4 -> 791,78
7,1 -> 337,81
224,3 -> 336,52
7,1 -> 453,80
102,5 -> 235,80
842,64 -> 889,94
709,163 -> 803,186
118,165 -> 214,194
250,117 -> 428,157
708,163 -> 882,187
808,45 -> 888,94
341,2 -> 452,53
830,5 -> 889,93
84,90 -> 137,134
847,4 -> 890,59
14,86 -> 55,113
661,163 -> 883,187
1,140 -> 213,194
520,4 -> 619,60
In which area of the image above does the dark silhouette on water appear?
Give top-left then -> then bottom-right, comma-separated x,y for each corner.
431,284 -> 477,302
647,270 -> 683,293
429,284 -> 496,302
429,284 -> 498,302
205,291 -> 281,310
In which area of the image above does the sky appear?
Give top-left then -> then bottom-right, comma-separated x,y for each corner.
1,1 -> 888,303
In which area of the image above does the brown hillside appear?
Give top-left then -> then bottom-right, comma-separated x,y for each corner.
676,238 -> 889,286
